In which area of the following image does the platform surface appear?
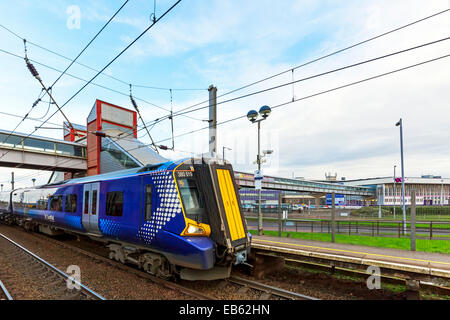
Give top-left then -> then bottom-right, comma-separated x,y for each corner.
251,235 -> 450,272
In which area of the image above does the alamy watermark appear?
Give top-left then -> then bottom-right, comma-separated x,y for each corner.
66,5 -> 81,30
66,265 -> 81,290
366,265 -> 381,290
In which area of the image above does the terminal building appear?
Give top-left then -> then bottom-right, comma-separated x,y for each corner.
340,175 -> 450,206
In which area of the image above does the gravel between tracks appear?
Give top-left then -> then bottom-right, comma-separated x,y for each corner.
0,225 -> 191,300
0,224 -> 422,300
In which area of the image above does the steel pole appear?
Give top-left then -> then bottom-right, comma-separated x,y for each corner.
399,119 -> 406,234
208,85 -> 217,157
393,165 -> 396,219
378,186 -> 381,219
258,121 -> 263,236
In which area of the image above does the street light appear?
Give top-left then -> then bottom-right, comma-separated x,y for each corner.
247,105 -> 272,236
396,118 -> 406,234
223,146 -> 232,161
31,178 -> 36,187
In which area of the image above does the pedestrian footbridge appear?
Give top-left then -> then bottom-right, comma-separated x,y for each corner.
0,130 -> 86,173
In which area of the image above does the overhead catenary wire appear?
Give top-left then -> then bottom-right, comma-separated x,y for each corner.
169,36 -> 450,119
0,15 -> 207,92
0,89 -> 44,145
19,34 -> 450,153
24,40 -> 80,139
0,47 -> 198,142
0,0 -> 184,162
130,84 -> 159,153
0,1 -> 130,147
3,53 -> 448,187
125,54 -> 450,152
86,35 -> 450,152
128,35 -> 450,138
1,8 -> 448,132
49,0 -> 130,88
1,8 -> 448,182
0,47 -> 174,118
168,8 -> 450,117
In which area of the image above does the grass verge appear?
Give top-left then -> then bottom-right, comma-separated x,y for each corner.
249,229 -> 450,254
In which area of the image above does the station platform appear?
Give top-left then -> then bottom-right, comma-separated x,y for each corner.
250,235 -> 450,285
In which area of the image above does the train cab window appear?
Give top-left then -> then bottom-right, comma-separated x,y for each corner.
106,191 -> 123,217
65,194 -> 77,213
49,195 -> 63,212
177,177 -> 207,224
145,185 -> 153,221
84,191 -> 89,214
92,190 -> 97,215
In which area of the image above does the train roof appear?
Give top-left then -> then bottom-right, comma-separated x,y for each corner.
45,157 -> 190,188
7,157 -> 196,193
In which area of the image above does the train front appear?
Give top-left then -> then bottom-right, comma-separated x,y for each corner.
173,157 -> 251,280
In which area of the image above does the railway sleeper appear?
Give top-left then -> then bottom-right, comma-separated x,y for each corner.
259,292 -> 272,300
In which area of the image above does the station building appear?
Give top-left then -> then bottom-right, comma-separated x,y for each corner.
341,176 -> 450,206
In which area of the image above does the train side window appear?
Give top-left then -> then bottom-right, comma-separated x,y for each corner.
106,191 -> 123,217
49,195 -> 63,212
37,197 -> 48,210
84,191 -> 89,214
65,194 -> 77,213
145,185 -> 153,221
92,190 -> 97,215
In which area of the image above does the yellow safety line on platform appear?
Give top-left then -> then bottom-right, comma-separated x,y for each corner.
253,238 -> 450,267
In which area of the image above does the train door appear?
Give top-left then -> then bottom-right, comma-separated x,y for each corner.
82,183 -> 101,234
139,176 -> 154,243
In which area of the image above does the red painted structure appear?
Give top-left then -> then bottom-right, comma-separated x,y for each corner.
86,99 -> 137,176
63,99 -> 138,177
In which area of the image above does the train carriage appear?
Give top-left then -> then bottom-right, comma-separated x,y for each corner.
0,157 -> 251,280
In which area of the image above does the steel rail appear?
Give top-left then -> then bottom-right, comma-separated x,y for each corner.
0,279 -> 13,300
5,228 -> 216,300
0,232 -> 106,300
228,275 -> 319,300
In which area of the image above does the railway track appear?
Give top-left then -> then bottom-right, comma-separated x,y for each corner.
0,280 -> 13,300
0,233 -> 105,300
0,225 -> 319,300
0,227 -> 215,300
30,230 -> 319,300
227,275 -> 319,300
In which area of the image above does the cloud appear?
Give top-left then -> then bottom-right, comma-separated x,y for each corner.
0,0 -> 449,186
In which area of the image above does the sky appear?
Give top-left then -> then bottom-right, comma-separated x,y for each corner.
0,0 -> 449,189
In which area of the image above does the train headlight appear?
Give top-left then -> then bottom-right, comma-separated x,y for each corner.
182,220 -> 211,237
187,224 -> 205,235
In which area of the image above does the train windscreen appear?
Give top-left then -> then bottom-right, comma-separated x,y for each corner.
177,176 -> 208,224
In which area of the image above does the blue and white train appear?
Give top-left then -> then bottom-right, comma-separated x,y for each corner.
0,158 -> 251,280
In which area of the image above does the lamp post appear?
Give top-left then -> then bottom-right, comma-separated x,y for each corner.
393,165 -> 396,219
247,105 -> 272,236
396,119 -> 406,234
223,146 -> 232,161
378,186 -> 382,219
